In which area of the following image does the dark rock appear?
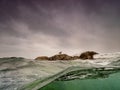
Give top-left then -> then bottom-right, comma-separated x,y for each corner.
72,56 -> 80,60
49,54 -> 73,60
80,51 -> 98,60
35,51 -> 98,61
35,56 -> 49,60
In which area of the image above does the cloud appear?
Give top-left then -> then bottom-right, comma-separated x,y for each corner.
0,0 -> 120,58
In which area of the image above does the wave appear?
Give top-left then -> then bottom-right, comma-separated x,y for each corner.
18,66 -> 120,90
1,53 -> 120,90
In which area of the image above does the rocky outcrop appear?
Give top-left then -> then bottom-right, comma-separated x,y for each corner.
79,51 -> 98,60
72,56 -> 80,60
35,56 -> 49,60
35,51 -> 98,61
49,54 -> 73,60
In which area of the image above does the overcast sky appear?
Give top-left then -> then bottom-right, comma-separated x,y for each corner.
0,0 -> 120,58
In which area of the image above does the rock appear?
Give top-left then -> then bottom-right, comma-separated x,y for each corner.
49,54 -> 73,60
72,56 -> 80,60
35,51 -> 98,61
79,51 -> 98,60
35,56 -> 49,60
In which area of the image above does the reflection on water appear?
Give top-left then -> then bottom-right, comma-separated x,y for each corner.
39,72 -> 120,90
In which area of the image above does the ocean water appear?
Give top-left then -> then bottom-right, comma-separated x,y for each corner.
39,72 -> 120,90
1,53 -> 120,90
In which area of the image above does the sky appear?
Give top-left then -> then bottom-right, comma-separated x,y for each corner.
0,0 -> 120,58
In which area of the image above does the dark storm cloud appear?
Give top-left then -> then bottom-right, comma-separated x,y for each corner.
0,0 -> 120,58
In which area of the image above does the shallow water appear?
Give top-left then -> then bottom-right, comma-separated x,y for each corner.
39,72 -> 120,90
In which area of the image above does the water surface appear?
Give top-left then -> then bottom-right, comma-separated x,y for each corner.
39,72 -> 120,90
